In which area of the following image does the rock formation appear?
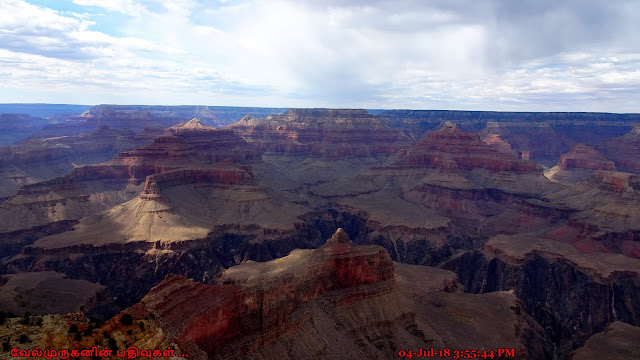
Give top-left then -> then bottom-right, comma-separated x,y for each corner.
3,107 -> 640,359
480,121 -> 575,166
125,230 -> 552,359
545,144 -> 616,183
570,322 -> 640,360
442,234 -> 640,358
597,126 -> 640,174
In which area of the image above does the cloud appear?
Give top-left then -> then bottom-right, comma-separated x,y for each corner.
0,0 -> 639,110
71,0 -> 147,15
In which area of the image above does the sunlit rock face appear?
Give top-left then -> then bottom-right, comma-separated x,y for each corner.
134,229 -> 551,359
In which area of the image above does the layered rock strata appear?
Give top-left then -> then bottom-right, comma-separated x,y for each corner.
442,234 -> 640,358
132,230 -> 552,359
545,144 -> 616,183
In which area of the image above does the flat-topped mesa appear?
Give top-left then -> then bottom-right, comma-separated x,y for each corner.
140,229 -> 394,357
558,144 -> 615,171
140,166 -> 255,197
167,119 -> 260,163
393,123 -> 541,173
228,109 -> 412,157
116,135 -> 196,161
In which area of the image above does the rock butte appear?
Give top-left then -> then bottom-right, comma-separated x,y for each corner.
129,229 -> 552,359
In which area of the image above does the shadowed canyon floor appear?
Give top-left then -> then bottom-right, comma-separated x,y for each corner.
1,107 -> 640,359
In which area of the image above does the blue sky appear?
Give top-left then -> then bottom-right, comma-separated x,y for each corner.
1,0 -> 639,111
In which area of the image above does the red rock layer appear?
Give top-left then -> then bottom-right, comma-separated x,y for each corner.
587,170 -> 640,193
393,123 -> 541,173
16,135 -> 202,190
141,166 -> 254,195
228,109 -> 412,158
558,144 -> 615,171
169,120 -> 260,163
140,230 -> 394,357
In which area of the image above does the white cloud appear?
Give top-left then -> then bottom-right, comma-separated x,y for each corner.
0,0 -> 638,111
71,0 -> 147,15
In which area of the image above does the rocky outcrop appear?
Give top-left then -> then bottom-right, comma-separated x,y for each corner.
0,126 -> 155,198
587,170 -> 640,193
545,144 -> 616,183
170,118 -> 260,163
570,322 -> 640,360
558,144 -> 615,171
135,229 -> 394,357
394,122 -> 542,173
141,166 -> 254,196
0,123 -> 264,233
133,230 -> 551,359
442,234 -> 640,359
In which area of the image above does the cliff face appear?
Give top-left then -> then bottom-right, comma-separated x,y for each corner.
570,322 -> 640,360
228,109 -> 412,159
558,144 -> 615,171
480,122 -> 575,166
141,230 -> 394,357
395,122 -> 542,173
0,122 -> 262,234
132,230 -> 551,359
0,126 -> 154,198
442,234 -> 640,359
597,126 -> 640,174
4,108 -> 640,359
169,119 -> 260,163
545,144 -> 616,184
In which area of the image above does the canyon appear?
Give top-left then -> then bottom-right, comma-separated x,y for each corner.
1,106 -> 640,359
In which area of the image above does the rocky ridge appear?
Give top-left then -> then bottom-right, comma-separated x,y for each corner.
129,229 -> 552,359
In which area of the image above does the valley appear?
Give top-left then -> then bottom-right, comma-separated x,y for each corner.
1,106 -> 639,359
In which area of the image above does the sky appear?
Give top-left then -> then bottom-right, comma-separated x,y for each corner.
0,0 -> 639,111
